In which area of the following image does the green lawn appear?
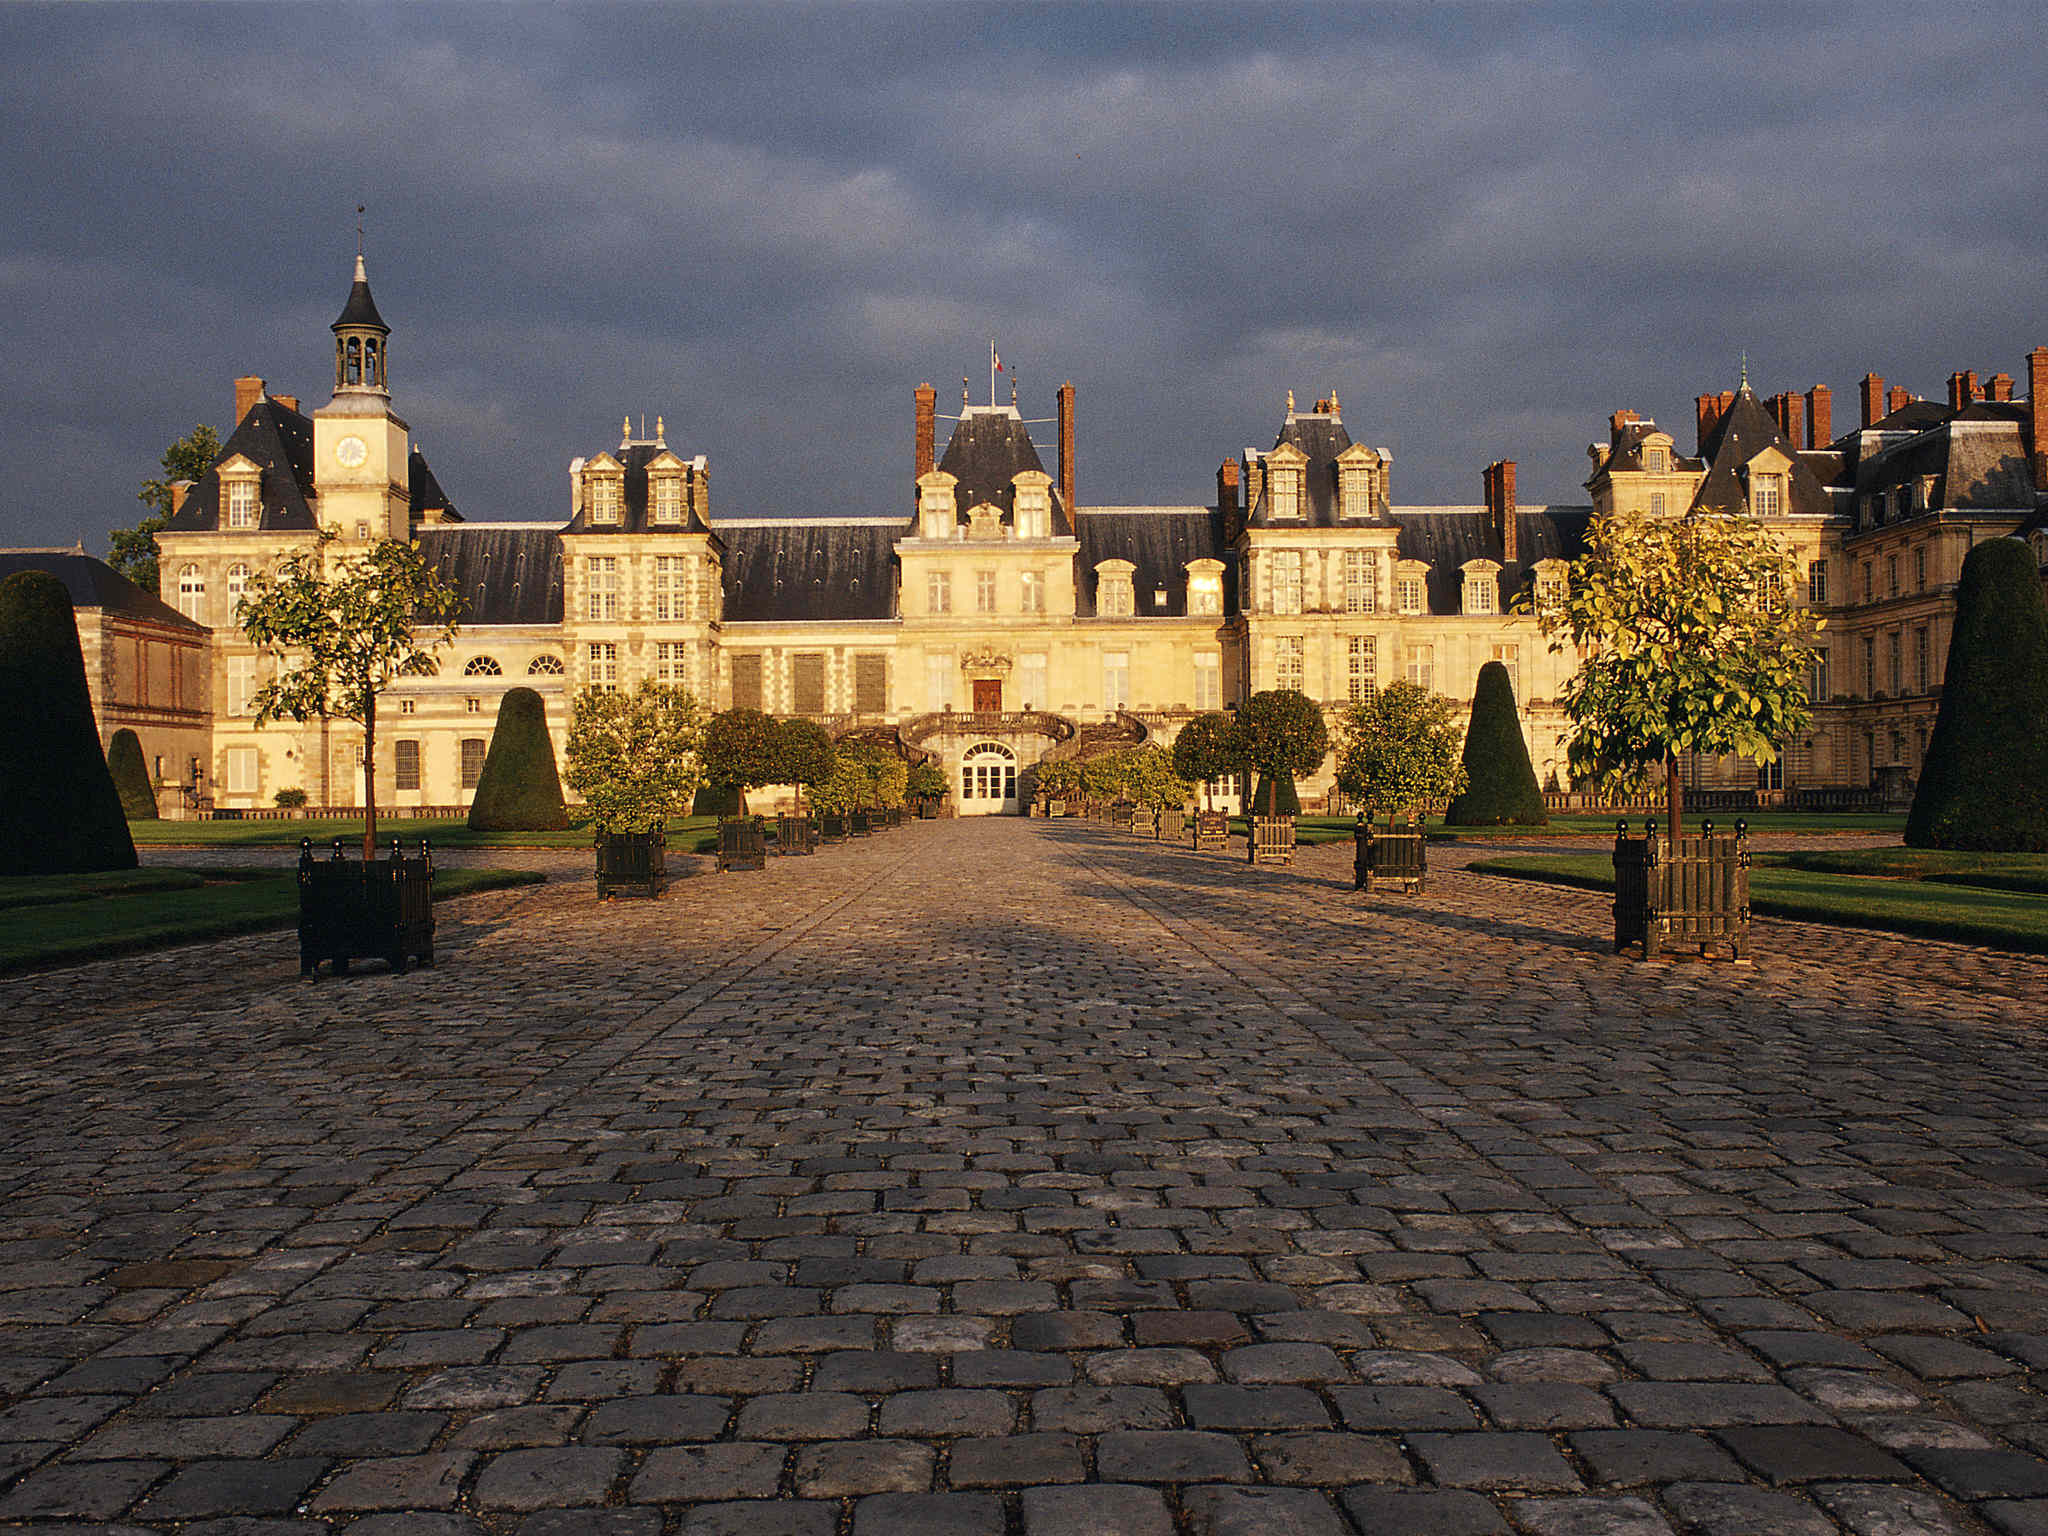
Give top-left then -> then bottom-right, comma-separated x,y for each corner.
1773,847 -> 2048,895
0,866 -> 546,976
1470,850 -> 2048,953
129,814 -> 726,853
0,868 -> 212,912
1232,812 -> 1906,846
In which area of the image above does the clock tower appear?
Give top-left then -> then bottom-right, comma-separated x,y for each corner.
314,254 -> 412,543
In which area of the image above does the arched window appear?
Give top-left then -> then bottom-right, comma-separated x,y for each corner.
527,654 -> 565,676
464,656 -> 503,677
364,338 -> 380,388
346,337 -> 362,386
177,565 -> 205,624
225,563 -> 250,618
399,655 -> 439,677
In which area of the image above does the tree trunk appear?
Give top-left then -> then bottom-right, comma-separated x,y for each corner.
1665,751 -> 1684,846
361,695 -> 379,863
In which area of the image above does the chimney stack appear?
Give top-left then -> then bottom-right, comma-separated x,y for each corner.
1217,458 -> 1241,538
1948,372 -> 1969,410
168,481 -> 192,517
1805,384 -> 1832,447
1889,384 -> 1911,415
1608,408 -> 1639,433
1484,460 -> 1519,563
914,382 -> 936,478
1769,391 -> 1805,449
1965,370 -> 1980,405
273,393 -> 298,414
1861,373 -> 1886,428
1989,373 -> 2014,403
1057,381 -> 1075,512
1696,394 -> 1724,453
234,375 -> 265,426
2029,347 -> 2048,483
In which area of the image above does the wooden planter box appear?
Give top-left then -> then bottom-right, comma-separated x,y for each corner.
1354,822 -> 1426,894
849,810 -> 873,837
1129,807 -> 1158,838
1192,809 -> 1230,850
598,829 -> 669,897
776,815 -> 818,855
1110,800 -> 1136,830
820,812 -> 849,844
1046,798 -> 1067,818
297,838 -> 435,976
1613,823 -> 1750,959
716,817 -> 766,872
1249,815 -> 1296,866
1157,810 -> 1185,842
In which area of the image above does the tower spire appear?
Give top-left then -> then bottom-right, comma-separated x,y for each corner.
331,237 -> 391,398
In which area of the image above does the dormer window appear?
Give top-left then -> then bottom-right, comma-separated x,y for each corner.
918,472 -> 957,540
1186,560 -> 1224,616
651,474 -> 683,524
1096,560 -> 1135,618
1395,561 -> 1429,615
226,479 -> 258,529
1461,561 -> 1501,616
1340,462 -> 1373,518
591,477 -> 623,524
1533,561 -> 1569,616
1269,468 -> 1302,520
1751,473 -> 1782,516
1013,473 -> 1052,539
1646,447 -> 1668,473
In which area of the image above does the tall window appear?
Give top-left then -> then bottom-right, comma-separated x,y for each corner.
792,654 -> 826,714
1808,560 -> 1828,606
730,652 -> 763,710
1270,550 -> 1303,615
1535,572 -> 1567,613
1406,643 -> 1435,691
1862,561 -> 1873,603
1193,652 -> 1221,710
1646,447 -> 1668,473
1862,635 -> 1876,696
926,653 -> 953,711
1809,645 -> 1829,703
1649,493 -> 1667,516
928,570 -> 951,615
1275,636 -> 1305,694
226,563 -> 250,618
177,565 -> 205,624
1017,654 -> 1047,711
1913,627 -> 1929,693
1102,650 -> 1130,711
1346,636 -> 1377,701
586,557 -> 619,621
976,569 -> 998,614
1188,570 -> 1222,615
225,745 -> 259,796
1269,468 -> 1301,519
1887,630 -> 1902,695
1464,572 -> 1497,615
1341,463 -> 1372,517
460,738 -> 487,789
1490,642 -> 1520,702
590,477 -> 622,524
652,475 -> 683,524
227,480 -> 258,529
588,641 -> 619,692
1914,546 -> 1927,592
1098,569 -> 1134,617
854,654 -> 888,713
1752,474 -> 1782,515
1886,554 -> 1899,598
1343,551 -> 1376,613
654,556 -> 685,620
1020,570 -> 1045,614
226,655 -> 257,717
395,739 -> 421,792
655,641 -> 688,686
1397,573 -> 1426,614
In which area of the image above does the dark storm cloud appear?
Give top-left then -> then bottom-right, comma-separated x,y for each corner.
3,2 -> 2045,553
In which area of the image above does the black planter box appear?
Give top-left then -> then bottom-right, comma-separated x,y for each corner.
597,829 -> 668,898
1354,821 -> 1426,894
850,810 -> 873,836
1192,810 -> 1230,850
820,813 -> 849,843
776,815 -> 818,855
298,837 -> 435,976
716,817 -> 766,872
1613,821 -> 1750,959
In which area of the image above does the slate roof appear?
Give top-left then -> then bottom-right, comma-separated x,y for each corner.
1599,417 -> 1701,475
1690,386 -> 1832,518
162,397 -> 318,534
1246,411 -> 1395,527
936,408 -> 1072,534
1392,508 -> 1593,614
409,447 -> 460,521
1855,411 -> 2038,511
719,521 -> 899,623
1075,508 -> 1234,618
0,550 -> 204,630
333,259 -> 388,331
417,526 -> 563,626
564,443 -> 715,536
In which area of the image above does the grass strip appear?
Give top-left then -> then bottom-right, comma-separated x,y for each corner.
0,867 -> 546,976
0,868 -> 209,911
1778,847 -> 2048,894
1470,852 -> 2048,953
129,814 -> 725,850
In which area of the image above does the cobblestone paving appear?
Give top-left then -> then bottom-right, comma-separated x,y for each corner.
3,817 -> 2047,1535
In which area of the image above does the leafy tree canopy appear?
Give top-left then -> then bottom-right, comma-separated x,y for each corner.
775,718 -> 837,790
1539,508 -> 1817,836
1171,711 -> 1243,795
905,760 -> 948,800
1234,690 -> 1329,780
563,680 -> 705,833
702,708 -> 784,794
1032,758 -> 1085,800
240,534 -> 463,856
1334,681 -> 1467,823
1091,746 -> 1191,810
109,423 -> 220,594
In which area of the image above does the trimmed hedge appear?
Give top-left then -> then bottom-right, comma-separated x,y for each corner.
0,571 -> 137,874
1906,538 -> 2048,851
1444,661 -> 1547,825
468,687 -> 569,831
107,728 -> 159,820
1250,772 -> 1301,817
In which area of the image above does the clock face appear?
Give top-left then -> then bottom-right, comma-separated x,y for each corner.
335,435 -> 368,468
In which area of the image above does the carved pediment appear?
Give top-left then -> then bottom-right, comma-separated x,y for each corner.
959,647 -> 1013,676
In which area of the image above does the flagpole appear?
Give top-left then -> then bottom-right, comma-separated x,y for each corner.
989,340 -> 996,408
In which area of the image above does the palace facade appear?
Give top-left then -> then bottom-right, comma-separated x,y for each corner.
48,258 -> 2047,817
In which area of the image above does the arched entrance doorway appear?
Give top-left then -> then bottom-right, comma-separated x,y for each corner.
959,741 -> 1019,816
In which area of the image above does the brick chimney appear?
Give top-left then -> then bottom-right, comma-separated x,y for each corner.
273,393 -> 299,414
168,481 -> 192,517
1805,384 -> 1832,448
1889,384 -> 1911,415
1861,373 -> 1886,428
1056,381 -> 1075,512
2029,347 -> 2048,483
1964,370 -> 1980,405
1770,392 -> 1804,448
1948,372 -> 1969,410
234,375 -> 265,425
1989,373 -> 2014,403
1484,460 -> 1519,563
1695,394 -> 1724,453
914,382 -> 936,478
1609,408 -> 1639,433
1218,458 -> 1241,538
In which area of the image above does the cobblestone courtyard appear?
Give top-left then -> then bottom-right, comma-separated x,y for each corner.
4,818 -> 2048,1536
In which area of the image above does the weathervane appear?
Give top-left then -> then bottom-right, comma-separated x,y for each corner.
356,204 -> 365,256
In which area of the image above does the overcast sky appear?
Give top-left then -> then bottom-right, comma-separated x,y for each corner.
5,2 -> 2046,556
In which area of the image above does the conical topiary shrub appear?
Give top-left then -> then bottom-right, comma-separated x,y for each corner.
0,571 -> 137,874
1906,538 -> 2048,850
1445,661 -> 1548,826
1250,771 -> 1301,816
467,687 -> 569,831
107,728 -> 159,820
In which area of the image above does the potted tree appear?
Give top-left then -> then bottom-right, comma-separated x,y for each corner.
812,747 -> 865,842
1539,507 -> 1814,957
1171,711 -> 1240,850
1334,681 -> 1466,894
701,707 -> 781,871
1235,689 -> 1329,865
237,536 -> 460,972
564,679 -> 705,897
906,759 -> 948,818
776,718 -> 835,855
1125,745 -> 1193,840
1034,757 -> 1082,818
866,748 -> 909,828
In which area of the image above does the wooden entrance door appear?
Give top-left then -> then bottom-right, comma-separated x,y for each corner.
972,679 -> 1002,713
